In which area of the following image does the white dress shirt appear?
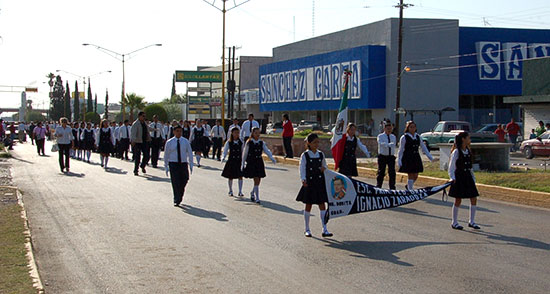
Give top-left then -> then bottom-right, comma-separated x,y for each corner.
377,132 -> 397,156
222,139 -> 243,161
240,120 -> 260,139
118,125 -> 131,140
210,125 -> 226,140
241,138 -> 276,169
448,148 -> 475,182
114,126 -> 120,141
397,132 -> 433,167
164,136 -> 194,173
299,150 -> 328,181
227,124 -> 241,140
348,135 -> 371,157
80,128 -> 97,145
203,124 -> 212,138
55,126 -> 74,144
163,125 -> 171,139
96,128 -> 116,146
149,121 -> 164,138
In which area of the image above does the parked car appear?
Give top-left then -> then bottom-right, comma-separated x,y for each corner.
294,120 -> 323,132
520,131 -> 550,159
266,122 -> 284,135
475,122 -> 524,142
421,121 -> 497,150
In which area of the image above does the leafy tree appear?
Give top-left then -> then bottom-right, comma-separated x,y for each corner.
87,78 -> 93,115
144,104 -> 168,122
64,81 -> 71,120
105,90 -> 109,119
163,103 -> 183,121
115,110 -> 138,123
171,73 -> 176,98
26,111 -> 46,122
49,75 -> 65,121
124,93 -> 146,121
161,94 -> 187,104
94,94 -> 98,114
74,81 -> 80,121
85,112 -> 101,124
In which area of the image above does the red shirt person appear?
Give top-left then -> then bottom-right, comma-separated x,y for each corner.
494,124 -> 506,142
505,118 -> 521,151
282,113 -> 294,158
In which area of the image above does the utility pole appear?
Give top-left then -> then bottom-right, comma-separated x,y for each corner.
394,0 -> 413,137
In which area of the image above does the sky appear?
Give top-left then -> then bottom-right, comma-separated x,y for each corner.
0,0 -> 549,111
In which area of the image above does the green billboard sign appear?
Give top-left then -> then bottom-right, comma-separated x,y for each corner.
189,96 -> 211,104
176,71 -> 222,82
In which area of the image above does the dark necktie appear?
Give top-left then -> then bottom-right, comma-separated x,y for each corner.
387,134 -> 391,155
126,126 -> 129,139
249,121 -> 252,133
154,123 -> 157,138
177,138 -> 182,163
217,126 -> 219,136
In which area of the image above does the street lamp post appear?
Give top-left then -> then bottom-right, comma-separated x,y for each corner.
82,43 -> 162,121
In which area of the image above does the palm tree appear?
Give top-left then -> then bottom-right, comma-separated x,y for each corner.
125,93 -> 146,121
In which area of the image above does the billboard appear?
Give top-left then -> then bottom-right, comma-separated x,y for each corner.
175,71 -> 222,83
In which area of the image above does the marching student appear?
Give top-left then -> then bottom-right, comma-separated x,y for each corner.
33,122 -> 47,156
71,122 -> 80,159
182,120 -> 191,140
448,131 -> 480,230
397,121 -> 434,190
338,123 -> 371,177
96,119 -> 116,169
190,120 -> 207,167
78,122 -> 86,160
296,133 -> 332,238
164,125 -> 194,207
210,119 -> 226,161
114,122 -> 123,158
149,115 -> 165,168
203,120 -> 212,158
376,121 -> 397,190
55,117 -> 74,173
109,121 -> 118,158
221,127 -> 244,197
241,127 -> 276,204
118,120 -> 131,160
80,122 -> 96,163
227,118 -> 240,141
240,113 -> 260,141
130,111 -> 152,176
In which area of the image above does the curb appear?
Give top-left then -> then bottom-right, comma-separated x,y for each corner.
15,188 -> 45,294
266,155 -> 550,209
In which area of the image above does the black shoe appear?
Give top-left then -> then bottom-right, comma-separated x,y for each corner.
134,171 -> 139,176
141,167 -> 146,174
451,224 -> 464,230
152,165 -> 158,168
322,232 -> 333,237
100,164 -> 104,167
174,203 -> 180,207
304,230 -> 312,237
468,223 -> 481,230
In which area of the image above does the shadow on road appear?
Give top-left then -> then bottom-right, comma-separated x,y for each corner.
319,239 -> 470,266
104,167 -> 128,175
178,205 -> 228,222
467,230 -> 550,251
197,165 -> 222,172
143,174 -> 171,183
255,200 -> 302,215
265,166 -> 288,171
389,206 -> 494,227
10,156 -> 34,164
423,198 -> 500,214
63,171 -> 85,178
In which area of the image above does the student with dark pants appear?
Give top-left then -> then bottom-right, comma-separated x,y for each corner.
130,112 -> 152,176
164,125 -> 194,206
33,122 -> 47,156
55,117 -> 74,173
376,121 -> 397,189
149,115 -> 164,168
118,120 -> 131,160
282,113 -> 294,158
210,119 -> 226,161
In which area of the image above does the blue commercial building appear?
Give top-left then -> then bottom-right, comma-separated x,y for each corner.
258,18 -> 550,134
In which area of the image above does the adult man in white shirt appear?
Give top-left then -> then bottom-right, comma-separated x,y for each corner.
117,120 -> 131,160
164,125 -> 193,207
240,113 -> 260,141
210,119 -> 226,161
149,115 -> 165,168
227,118 -> 240,141
376,121 -> 397,189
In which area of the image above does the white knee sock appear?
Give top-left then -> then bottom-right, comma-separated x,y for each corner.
469,205 -> 477,225
104,156 -> 109,168
407,180 -> 415,190
100,155 -> 104,165
452,204 -> 459,225
228,179 -> 233,193
238,179 -> 243,194
195,155 -> 201,165
320,210 -> 328,232
253,185 -> 259,200
304,211 -> 311,231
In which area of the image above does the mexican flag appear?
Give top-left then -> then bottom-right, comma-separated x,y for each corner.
331,70 -> 352,170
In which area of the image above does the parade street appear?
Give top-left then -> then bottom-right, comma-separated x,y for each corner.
11,142 -> 550,294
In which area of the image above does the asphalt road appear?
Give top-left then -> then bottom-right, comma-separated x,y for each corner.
11,142 -> 550,293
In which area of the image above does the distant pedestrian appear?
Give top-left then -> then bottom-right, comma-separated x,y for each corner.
338,123 -> 371,178
203,120 -> 212,158
241,127 -> 276,204
9,122 -> 16,141
149,115 -> 164,168
80,122 -> 96,163
117,120 -> 131,160
130,111 -> 152,176
282,113 -> 294,158
55,118 -> 74,173
535,121 -> 546,137
33,122 -> 47,155
18,121 -> 26,142
210,119 -> 226,161
190,120 -> 208,167
182,120 -> 191,140
240,113 -> 259,142
97,119 -> 116,169
227,118 -> 241,142
376,121 -> 397,190
505,118 -> 521,152
448,132 -> 480,230
397,121 -> 434,190
546,123 -> 550,133
529,129 -> 537,139
221,127 -> 244,197
296,133 -> 332,238
494,124 -> 506,143
28,122 -> 36,145
71,122 -> 80,159
164,125 -> 193,207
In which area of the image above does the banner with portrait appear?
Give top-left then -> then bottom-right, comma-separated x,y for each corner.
324,170 -> 451,223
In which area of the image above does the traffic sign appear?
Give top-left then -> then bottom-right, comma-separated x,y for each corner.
188,87 -> 211,92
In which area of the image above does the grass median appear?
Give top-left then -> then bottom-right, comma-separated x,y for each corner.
358,161 -> 550,193
0,187 -> 36,293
